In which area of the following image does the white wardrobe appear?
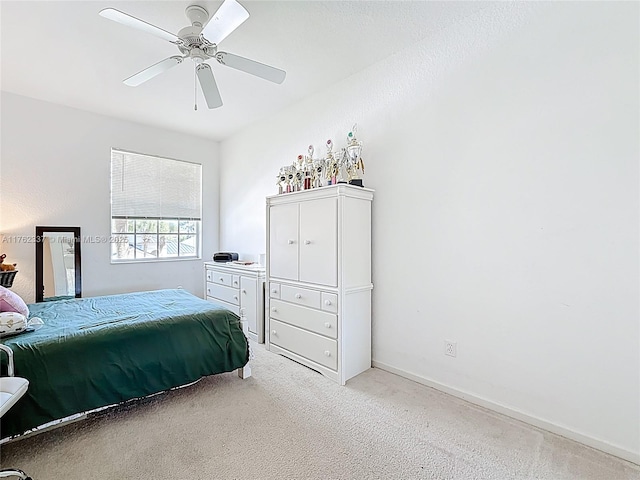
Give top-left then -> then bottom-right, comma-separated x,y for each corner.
266,184 -> 373,385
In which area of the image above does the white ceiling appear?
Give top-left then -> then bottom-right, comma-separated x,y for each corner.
1,1 -> 485,141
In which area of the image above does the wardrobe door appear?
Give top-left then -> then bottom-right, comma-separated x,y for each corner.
299,197 -> 338,287
269,203 -> 299,281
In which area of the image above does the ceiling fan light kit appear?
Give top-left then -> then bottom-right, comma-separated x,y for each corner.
99,0 -> 286,109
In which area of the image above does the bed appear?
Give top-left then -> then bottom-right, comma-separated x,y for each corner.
0,288 -> 250,439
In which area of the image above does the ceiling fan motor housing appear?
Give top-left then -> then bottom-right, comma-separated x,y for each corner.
177,24 -> 216,60
178,6 -> 217,61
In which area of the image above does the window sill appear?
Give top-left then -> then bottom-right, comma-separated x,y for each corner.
110,256 -> 202,265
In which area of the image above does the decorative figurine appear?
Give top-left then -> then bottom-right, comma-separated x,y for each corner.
325,139 -> 338,185
276,167 -> 287,194
336,147 -> 349,184
304,145 -> 314,190
293,159 -> 303,192
312,157 -> 326,188
346,124 -> 365,187
285,165 -> 295,193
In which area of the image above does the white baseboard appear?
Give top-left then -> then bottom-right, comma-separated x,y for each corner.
371,360 -> 640,466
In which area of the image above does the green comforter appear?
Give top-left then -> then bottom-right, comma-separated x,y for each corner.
1,289 -> 249,438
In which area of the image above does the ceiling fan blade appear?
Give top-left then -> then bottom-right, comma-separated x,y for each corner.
196,63 -> 223,109
201,0 -> 250,45
124,56 -> 184,87
99,8 -> 181,44
215,52 -> 286,84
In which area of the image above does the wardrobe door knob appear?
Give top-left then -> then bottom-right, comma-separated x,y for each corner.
242,289 -> 247,294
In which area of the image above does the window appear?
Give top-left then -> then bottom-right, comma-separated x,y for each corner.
110,149 -> 202,262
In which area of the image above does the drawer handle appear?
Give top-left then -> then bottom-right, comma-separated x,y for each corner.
271,307 -> 277,312
324,300 -> 332,306
288,239 -> 295,245
242,289 -> 247,294
271,289 -> 278,294
324,322 -> 331,328
233,295 -> 238,300
219,277 -> 224,282
207,288 -> 210,294
272,330 -> 277,335
324,351 -> 331,357
295,293 -> 302,299
234,281 -> 238,286
304,240 -> 311,245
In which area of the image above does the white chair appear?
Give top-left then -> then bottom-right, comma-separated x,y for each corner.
0,344 -> 32,480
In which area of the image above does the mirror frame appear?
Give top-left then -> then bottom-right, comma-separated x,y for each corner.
35,226 -> 82,302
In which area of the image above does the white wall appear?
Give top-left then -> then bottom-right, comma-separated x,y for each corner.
0,92 -> 220,302
218,2 -> 639,462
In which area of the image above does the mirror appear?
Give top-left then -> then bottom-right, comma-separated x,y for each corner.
35,226 -> 81,302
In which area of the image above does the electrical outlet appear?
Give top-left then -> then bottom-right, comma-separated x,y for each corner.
444,341 -> 457,357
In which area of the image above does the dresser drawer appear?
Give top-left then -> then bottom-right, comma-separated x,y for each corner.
206,282 -> 240,306
210,271 -> 233,287
269,298 -> 337,339
206,297 -> 240,316
269,319 -> 337,370
280,285 -> 321,309
321,292 -> 338,313
269,282 -> 281,299
206,269 -> 214,283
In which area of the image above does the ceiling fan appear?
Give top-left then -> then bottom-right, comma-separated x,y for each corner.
99,0 -> 286,109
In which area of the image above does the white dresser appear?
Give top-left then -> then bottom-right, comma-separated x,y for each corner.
204,262 -> 266,343
266,184 -> 373,385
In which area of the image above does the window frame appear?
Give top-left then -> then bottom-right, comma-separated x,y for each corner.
109,149 -> 202,264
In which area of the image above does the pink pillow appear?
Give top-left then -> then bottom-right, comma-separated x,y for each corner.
0,286 -> 29,317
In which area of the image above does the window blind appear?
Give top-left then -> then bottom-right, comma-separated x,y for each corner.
111,149 -> 202,220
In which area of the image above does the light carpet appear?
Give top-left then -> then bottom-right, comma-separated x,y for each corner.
1,344 -> 639,480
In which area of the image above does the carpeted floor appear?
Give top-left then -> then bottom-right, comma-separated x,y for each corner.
1,344 -> 639,480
